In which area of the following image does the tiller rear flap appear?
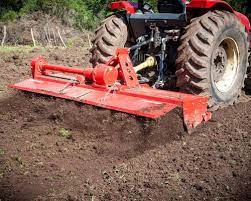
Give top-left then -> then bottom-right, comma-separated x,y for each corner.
10,48 -> 211,132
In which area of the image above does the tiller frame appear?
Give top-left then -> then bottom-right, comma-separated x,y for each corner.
10,48 -> 211,132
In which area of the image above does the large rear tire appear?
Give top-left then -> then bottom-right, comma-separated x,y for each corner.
90,15 -> 128,66
176,11 -> 249,109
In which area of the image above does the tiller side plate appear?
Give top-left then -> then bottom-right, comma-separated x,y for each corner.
10,48 -> 211,132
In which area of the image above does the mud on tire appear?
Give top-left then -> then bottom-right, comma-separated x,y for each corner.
176,11 -> 249,109
90,15 -> 128,66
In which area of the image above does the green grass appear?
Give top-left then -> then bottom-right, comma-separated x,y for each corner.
0,45 -> 41,53
0,45 -> 72,53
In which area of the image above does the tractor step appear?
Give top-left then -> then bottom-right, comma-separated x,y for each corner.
9,48 -> 211,132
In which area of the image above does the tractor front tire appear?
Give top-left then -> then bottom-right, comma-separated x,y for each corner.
176,11 -> 249,109
90,15 -> 128,66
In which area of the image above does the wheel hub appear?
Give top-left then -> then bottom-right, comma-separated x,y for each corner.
213,46 -> 227,82
212,37 -> 240,93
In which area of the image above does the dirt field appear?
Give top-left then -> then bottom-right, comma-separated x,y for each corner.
0,47 -> 250,201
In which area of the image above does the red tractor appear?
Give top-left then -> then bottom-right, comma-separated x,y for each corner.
90,0 -> 251,110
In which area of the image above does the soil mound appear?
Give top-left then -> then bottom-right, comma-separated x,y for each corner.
0,12 -> 91,47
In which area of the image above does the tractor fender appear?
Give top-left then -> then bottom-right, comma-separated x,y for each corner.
188,0 -> 250,39
110,1 -> 137,14
234,11 -> 251,38
187,0 -> 234,12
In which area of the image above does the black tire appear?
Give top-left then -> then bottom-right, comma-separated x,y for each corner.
90,15 -> 128,66
176,10 -> 249,109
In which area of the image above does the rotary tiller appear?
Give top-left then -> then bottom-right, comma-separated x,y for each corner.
10,48 -> 211,132
10,0 -> 251,132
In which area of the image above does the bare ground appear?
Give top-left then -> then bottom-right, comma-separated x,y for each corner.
0,48 -> 250,201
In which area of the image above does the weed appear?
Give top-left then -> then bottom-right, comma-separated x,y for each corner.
168,172 -> 181,182
0,149 -> 5,157
0,85 -> 6,91
12,155 -> 24,166
59,128 -> 71,138
28,143 -> 37,151
54,109 -> 64,121
84,180 -> 96,201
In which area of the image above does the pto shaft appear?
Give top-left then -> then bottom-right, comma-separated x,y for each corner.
31,57 -> 119,86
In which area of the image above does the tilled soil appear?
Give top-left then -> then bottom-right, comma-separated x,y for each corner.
0,48 -> 250,201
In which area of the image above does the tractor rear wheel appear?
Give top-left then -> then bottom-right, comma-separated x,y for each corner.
176,11 -> 249,110
90,15 -> 128,66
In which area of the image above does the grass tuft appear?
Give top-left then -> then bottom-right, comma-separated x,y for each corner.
59,128 -> 71,138
0,149 -> 5,157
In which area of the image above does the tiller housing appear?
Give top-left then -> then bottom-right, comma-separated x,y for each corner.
10,48 -> 211,132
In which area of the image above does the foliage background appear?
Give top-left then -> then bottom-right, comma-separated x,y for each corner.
0,0 -> 250,30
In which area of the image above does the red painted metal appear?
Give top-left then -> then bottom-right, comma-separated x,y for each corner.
234,11 -> 251,41
10,48 -> 211,132
188,0 -> 250,35
115,48 -> 139,88
92,64 -> 119,86
30,57 -> 119,87
188,0 -> 233,11
110,1 -> 137,14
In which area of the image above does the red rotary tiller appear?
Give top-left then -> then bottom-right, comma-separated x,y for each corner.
9,0 -> 251,132
10,49 -> 211,132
